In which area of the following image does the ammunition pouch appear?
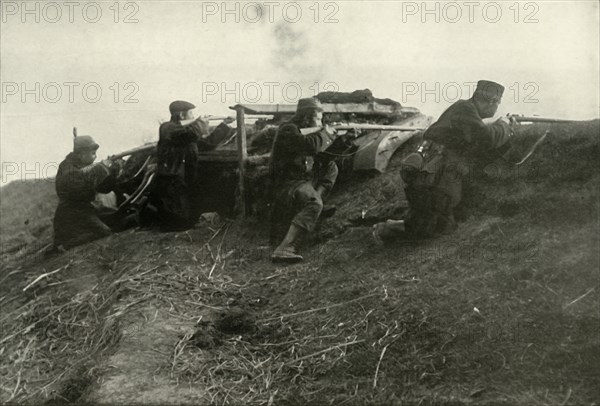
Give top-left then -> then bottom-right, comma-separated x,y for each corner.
401,140 -> 446,186
401,140 -> 455,237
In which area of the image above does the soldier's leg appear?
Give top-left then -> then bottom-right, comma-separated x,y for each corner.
403,187 -> 457,238
97,206 -> 139,232
315,161 -> 339,197
314,161 -> 338,218
433,163 -> 463,234
431,188 -> 456,235
372,207 -> 437,244
61,213 -> 112,249
372,183 -> 437,244
270,187 -> 294,246
272,182 -> 323,262
290,182 -> 324,232
155,176 -> 195,231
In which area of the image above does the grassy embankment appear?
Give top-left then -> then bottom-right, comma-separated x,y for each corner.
0,121 -> 598,404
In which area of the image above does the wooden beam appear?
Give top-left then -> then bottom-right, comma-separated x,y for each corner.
230,103 -> 419,116
236,106 -> 248,217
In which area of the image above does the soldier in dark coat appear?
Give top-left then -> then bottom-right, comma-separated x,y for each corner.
373,80 -> 516,242
270,98 -> 339,263
153,100 -> 233,231
53,135 -> 121,250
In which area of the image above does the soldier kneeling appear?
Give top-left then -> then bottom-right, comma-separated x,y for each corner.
52,134 -> 122,251
373,80 -> 517,243
269,98 -> 339,263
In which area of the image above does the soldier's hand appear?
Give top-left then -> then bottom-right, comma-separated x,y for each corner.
100,159 -> 113,168
498,115 -> 519,127
497,116 -> 511,126
324,124 -> 337,136
223,116 -> 235,125
113,159 -> 125,170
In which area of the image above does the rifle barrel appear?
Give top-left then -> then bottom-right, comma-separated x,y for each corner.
111,143 -> 157,159
511,116 -> 574,123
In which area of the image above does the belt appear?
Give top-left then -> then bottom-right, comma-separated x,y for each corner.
416,140 -> 445,156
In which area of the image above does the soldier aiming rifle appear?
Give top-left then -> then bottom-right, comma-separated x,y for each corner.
373,80 -> 573,244
50,128 -> 127,253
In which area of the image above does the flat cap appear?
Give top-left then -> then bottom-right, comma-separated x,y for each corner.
169,100 -> 196,114
474,80 -> 504,101
73,135 -> 99,152
296,97 -> 323,113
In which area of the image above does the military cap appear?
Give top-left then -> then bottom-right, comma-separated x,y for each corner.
169,100 -> 196,114
474,80 -> 505,101
73,135 -> 99,152
296,97 -> 323,113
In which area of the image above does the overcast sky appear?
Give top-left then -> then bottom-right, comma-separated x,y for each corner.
1,0 -> 599,183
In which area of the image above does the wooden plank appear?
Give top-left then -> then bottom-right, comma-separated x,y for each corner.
236,106 -> 248,217
230,104 -> 296,115
230,103 -> 417,116
322,103 -> 396,115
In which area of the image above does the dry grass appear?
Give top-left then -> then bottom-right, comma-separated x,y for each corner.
0,120 -> 598,405
0,258 -> 125,403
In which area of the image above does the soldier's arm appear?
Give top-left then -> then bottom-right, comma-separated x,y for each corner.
81,163 -> 111,189
161,120 -> 208,147
482,119 -> 512,149
58,163 -> 110,200
95,159 -> 123,193
452,106 -> 511,150
279,124 -> 336,155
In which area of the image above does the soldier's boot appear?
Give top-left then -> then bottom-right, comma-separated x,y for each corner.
372,220 -> 405,245
271,224 -> 305,263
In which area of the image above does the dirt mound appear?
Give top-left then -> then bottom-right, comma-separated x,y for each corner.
1,179 -> 56,263
0,120 -> 598,405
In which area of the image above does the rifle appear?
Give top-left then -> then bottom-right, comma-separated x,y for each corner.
300,123 -> 427,135
507,114 -> 574,124
504,114 -> 575,165
109,143 -> 157,160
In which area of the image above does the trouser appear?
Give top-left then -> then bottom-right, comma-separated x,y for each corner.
151,174 -> 198,231
270,161 -> 338,243
413,149 -> 468,235
376,149 -> 465,242
53,205 -> 112,249
403,181 -> 457,238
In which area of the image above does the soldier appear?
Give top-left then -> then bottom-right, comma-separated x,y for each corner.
153,100 -> 233,231
52,134 -> 121,250
373,80 -> 516,243
270,98 -> 339,263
